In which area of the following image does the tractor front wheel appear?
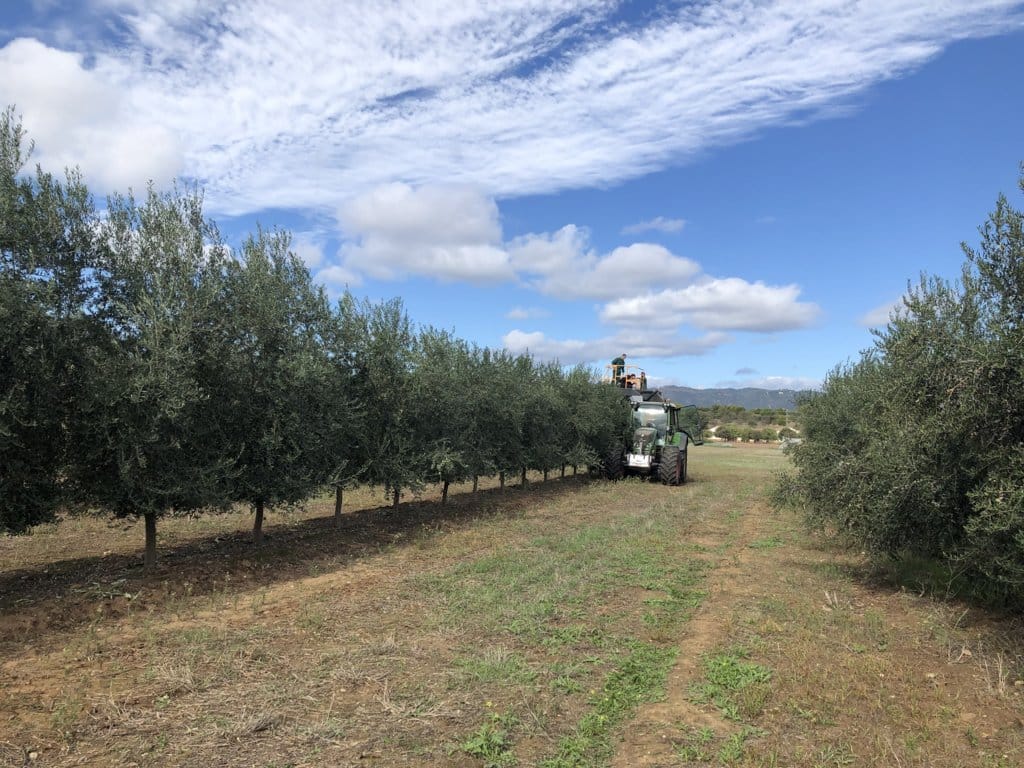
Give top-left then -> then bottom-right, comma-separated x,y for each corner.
659,444 -> 682,486
602,448 -> 624,481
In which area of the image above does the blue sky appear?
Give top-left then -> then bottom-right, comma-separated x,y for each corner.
2,1 -> 1022,389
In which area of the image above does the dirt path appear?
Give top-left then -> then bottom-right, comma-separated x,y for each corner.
613,449 -> 1024,767
612,496 -> 776,767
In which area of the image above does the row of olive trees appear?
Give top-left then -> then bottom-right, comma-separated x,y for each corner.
0,108 -> 627,567
714,425 -> 793,442
783,168 -> 1024,602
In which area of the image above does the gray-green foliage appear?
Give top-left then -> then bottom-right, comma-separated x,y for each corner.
349,296 -> 418,504
210,227 -> 340,542
1,105 -> 636,565
0,107 -> 101,533
77,186 -> 232,566
788,169 -> 1024,600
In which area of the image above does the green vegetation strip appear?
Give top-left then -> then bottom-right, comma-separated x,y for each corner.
539,642 -> 676,767
691,646 -> 772,722
417,494 -> 707,766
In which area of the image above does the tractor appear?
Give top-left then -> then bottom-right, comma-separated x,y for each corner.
601,365 -> 703,484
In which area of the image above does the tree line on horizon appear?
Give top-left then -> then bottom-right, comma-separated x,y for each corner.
781,166 -> 1024,604
0,108 -> 629,568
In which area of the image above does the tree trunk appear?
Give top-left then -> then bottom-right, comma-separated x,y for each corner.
544,468 -> 549,482
573,465 -> 578,476
472,475 -> 479,493
393,487 -> 401,507
442,479 -> 450,504
561,463 -> 566,479
333,485 -> 343,528
253,500 -> 264,546
499,471 -> 505,490
521,466 -> 528,486
143,512 -> 157,572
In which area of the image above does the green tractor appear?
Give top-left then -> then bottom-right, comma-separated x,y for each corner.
602,385 -> 703,485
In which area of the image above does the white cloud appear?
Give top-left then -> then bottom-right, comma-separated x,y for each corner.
859,297 -> 906,328
3,2 -> 1020,211
601,278 -> 821,332
502,328 -> 730,365
337,183 -> 513,283
319,184 -> 820,337
714,375 -> 822,391
331,185 -> 703,297
506,306 -> 549,320
314,264 -> 362,290
527,242 -> 702,301
0,38 -> 182,192
621,216 -> 686,235
289,233 -> 327,270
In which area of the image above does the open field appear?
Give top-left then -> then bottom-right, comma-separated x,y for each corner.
2,445 -> 1023,767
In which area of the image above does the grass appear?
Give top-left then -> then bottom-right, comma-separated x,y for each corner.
4,445 -> 1024,767
461,711 -> 519,767
691,646 -> 772,721
539,642 -> 677,767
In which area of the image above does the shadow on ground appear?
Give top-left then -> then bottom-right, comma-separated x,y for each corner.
0,476 -> 593,643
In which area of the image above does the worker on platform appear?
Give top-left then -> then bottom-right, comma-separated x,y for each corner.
611,352 -> 627,385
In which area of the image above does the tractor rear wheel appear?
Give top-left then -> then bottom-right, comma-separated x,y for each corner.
602,448 -> 624,480
659,445 -> 682,486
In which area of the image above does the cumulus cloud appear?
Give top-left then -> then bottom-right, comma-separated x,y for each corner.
3,2 -> 1020,210
289,232 -> 327,270
528,242 -> 702,300
601,278 -> 821,332
332,185 -> 704,297
0,38 -> 182,191
314,264 -> 363,291
320,183 -> 821,341
859,297 -> 906,328
621,216 -> 686,235
502,328 -> 730,366
505,229 -> 702,300
337,183 -> 513,283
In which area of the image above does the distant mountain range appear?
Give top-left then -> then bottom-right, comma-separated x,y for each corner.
659,386 -> 808,410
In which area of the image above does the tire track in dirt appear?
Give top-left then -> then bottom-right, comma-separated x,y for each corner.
613,498 -> 778,768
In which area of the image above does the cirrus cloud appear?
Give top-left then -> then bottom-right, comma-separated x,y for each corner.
2,2 -> 1021,209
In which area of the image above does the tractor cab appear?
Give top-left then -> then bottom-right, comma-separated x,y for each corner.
621,400 -> 703,482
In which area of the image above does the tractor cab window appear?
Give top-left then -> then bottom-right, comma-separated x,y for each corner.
633,407 -> 668,435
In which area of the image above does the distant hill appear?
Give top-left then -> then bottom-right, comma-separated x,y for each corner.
658,386 -> 807,410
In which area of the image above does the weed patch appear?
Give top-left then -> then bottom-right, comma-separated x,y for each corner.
539,642 -> 676,767
692,646 -> 772,721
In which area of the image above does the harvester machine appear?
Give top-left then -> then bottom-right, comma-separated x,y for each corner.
601,365 -> 703,485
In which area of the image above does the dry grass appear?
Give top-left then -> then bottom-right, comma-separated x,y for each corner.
2,445 -> 1023,768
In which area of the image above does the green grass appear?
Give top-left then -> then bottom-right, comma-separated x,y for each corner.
414,482 -> 709,767
539,642 -> 677,767
461,711 -> 520,767
691,646 -> 773,721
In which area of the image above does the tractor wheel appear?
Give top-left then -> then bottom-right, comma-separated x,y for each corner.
659,445 -> 681,486
602,448 -> 624,480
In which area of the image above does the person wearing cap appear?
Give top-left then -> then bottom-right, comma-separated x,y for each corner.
611,353 -> 627,385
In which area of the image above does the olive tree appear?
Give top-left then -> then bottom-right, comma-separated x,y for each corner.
0,108 -> 102,533
210,227 -> 340,544
77,187 -> 231,569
